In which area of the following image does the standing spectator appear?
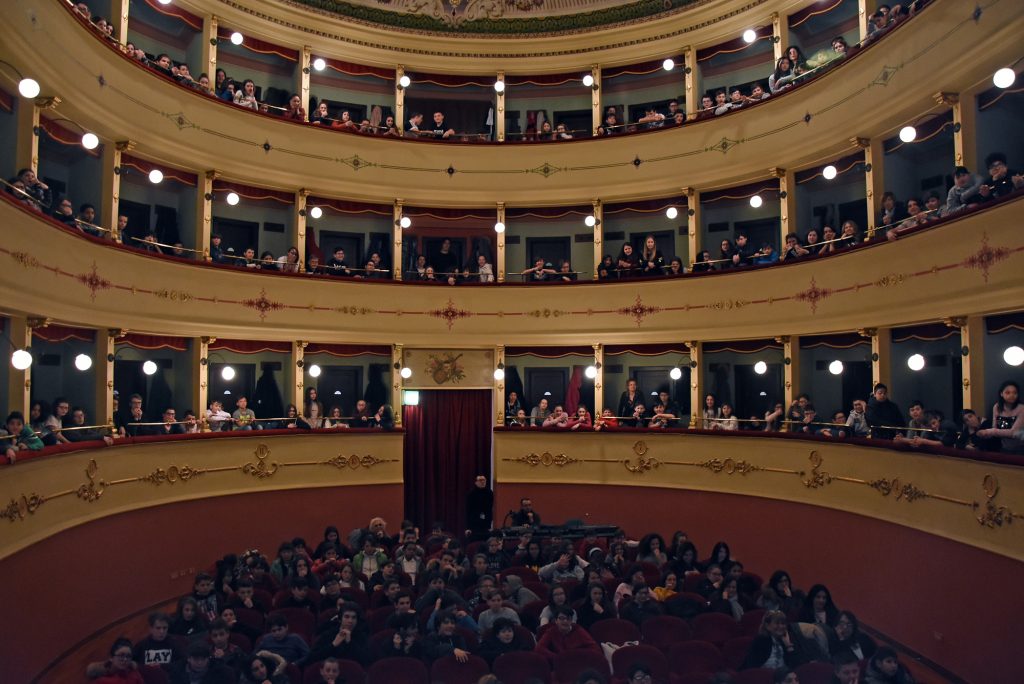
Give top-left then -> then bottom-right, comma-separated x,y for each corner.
866,383 -> 903,440
978,380 -> 1024,454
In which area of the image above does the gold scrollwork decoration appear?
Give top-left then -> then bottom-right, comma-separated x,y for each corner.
868,477 -> 928,502
801,451 -> 832,489
153,288 -> 194,303
1,493 -> 46,522
633,440 -> 648,456
623,455 -> 661,473
975,474 -> 1018,528
142,464 -> 206,485
321,453 -> 393,469
698,458 -> 762,475
76,459 -> 107,502
513,452 -> 579,467
10,251 -> 41,269
242,444 -> 279,479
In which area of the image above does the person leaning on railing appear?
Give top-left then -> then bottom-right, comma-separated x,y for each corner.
2,411 -> 43,464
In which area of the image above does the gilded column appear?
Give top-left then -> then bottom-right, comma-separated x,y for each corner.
6,316 -> 32,416
295,189 -> 308,273
395,66 -> 406,135
685,187 -> 700,268
592,344 -> 604,417
201,15 -> 218,84
859,137 -> 884,239
193,336 -> 211,428
292,341 -> 307,414
772,12 -> 788,62
684,49 -> 700,119
299,46 -> 312,116
496,202 -> 506,283
860,327 -> 891,390
496,70 -> 506,142
95,329 -> 116,428
494,345 -> 506,428
592,199 -> 603,279
196,170 -> 215,260
779,336 -> 800,417
392,344 -> 404,427
943,91 -> 977,172
103,140 -> 132,242
858,0 -> 878,44
950,316 -> 986,413
590,65 -> 601,136
15,100 -> 40,175
393,199 -> 404,281
686,341 -> 703,428
774,168 -> 796,246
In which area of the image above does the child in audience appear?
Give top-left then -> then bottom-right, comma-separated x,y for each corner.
254,614 -> 309,663
86,638 -> 145,683
133,612 -> 182,667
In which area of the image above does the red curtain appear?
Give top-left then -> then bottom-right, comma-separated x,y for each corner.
403,390 -> 492,534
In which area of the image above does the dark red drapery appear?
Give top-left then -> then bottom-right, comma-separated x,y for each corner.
403,390 -> 492,534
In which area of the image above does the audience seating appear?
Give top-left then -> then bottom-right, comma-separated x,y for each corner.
500,567 -> 540,583
733,668 -> 776,684
589,618 -> 642,644
492,650 -> 551,684
721,635 -> 755,671
272,608 -> 315,645
366,655 -> 429,684
693,612 -> 743,646
641,615 -> 693,650
739,609 -> 766,636
429,653 -> 490,684
611,643 -> 670,680
139,667 -> 170,684
795,661 -> 837,684
666,640 -> 723,675
552,649 -> 612,684
665,593 -> 709,620
285,662 -> 302,684
302,659 -> 367,684
672,672 -> 716,684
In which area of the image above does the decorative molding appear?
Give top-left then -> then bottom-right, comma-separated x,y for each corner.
141,464 -> 206,485
505,451 -> 580,467
321,453 -> 397,469
0,493 -> 46,523
242,444 -> 279,479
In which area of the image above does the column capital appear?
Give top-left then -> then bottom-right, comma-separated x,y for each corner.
107,328 -> 128,339
850,136 -> 870,148
934,91 -> 959,106
857,327 -> 878,338
35,96 -> 62,110
200,336 -> 217,345
26,317 -> 51,329
768,166 -> 787,178
942,316 -> 968,329
204,169 -> 219,181
773,335 -> 791,345
115,140 -> 136,152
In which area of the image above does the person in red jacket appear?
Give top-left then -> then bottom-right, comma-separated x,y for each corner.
535,606 -> 602,665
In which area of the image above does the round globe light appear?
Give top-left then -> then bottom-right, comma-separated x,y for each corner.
743,29 -> 757,44
584,365 -> 598,379
494,80 -> 505,93
907,353 -> 925,371
81,132 -> 99,150
828,360 -> 844,375
669,367 -> 683,380
308,364 -> 322,378
1003,345 -> 1024,367
148,169 -> 164,184
143,360 -> 158,376
749,195 -> 763,208
400,367 -> 413,379
494,221 -> 506,233
399,216 -> 412,229
230,32 -> 243,46
18,78 -> 40,99
822,165 -> 838,180
11,349 -> 32,370
75,353 -> 93,371
494,368 -> 505,380
993,67 -> 1016,89
753,360 -> 768,375
309,206 -> 323,219
662,59 -> 675,71
584,215 -> 597,227
899,125 -> 917,143
398,75 -> 411,88
582,74 -> 595,87
226,192 -> 240,206
312,57 -> 326,72
158,0 -> 172,5
666,207 -> 678,220
221,365 -> 236,381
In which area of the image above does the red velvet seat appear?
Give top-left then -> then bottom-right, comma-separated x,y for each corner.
368,605 -> 395,633
367,656 -> 429,684
523,580 -> 550,602
666,640 -> 723,675
228,631 -> 251,652
692,612 -> 741,646
368,628 -> 396,659
273,590 -> 322,611
302,659 -> 367,684
338,586 -> 369,609
721,636 -> 755,671
636,562 -> 663,587
285,662 -> 302,684
671,674 -> 715,684
551,649 -> 611,684
520,599 -> 547,627
734,668 -> 775,684
455,625 -> 480,650
589,618 -> 642,645
681,574 -> 704,593
493,650 -> 551,684
795,661 -> 836,684
429,654 -> 490,684
234,607 -> 265,634
611,644 -> 670,681
640,615 -> 692,650
664,593 -> 709,620
739,609 -> 766,636
139,667 -> 170,684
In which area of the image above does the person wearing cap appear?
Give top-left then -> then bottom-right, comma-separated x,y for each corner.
166,641 -> 235,684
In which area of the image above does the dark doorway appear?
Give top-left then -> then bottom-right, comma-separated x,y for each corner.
525,367 -> 568,411
525,237 -> 571,270
841,360 -> 873,412
838,199 -> 868,240
154,205 -> 180,245
554,109 -> 592,136
320,231 -> 364,271
423,237 -> 465,275
209,363 -> 256,408
113,360 -> 149,418
119,199 -> 151,244
734,363 -> 783,418
629,230 -> 675,262
405,98 -> 493,136
317,366 -> 365,417
212,217 -> 259,255
735,218 -> 781,251
631,366 -> 673,408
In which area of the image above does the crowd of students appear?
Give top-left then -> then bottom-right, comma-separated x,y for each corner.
85,513 -> 921,683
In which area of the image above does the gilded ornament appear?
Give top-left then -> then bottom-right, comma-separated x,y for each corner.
623,455 -> 661,473
76,459 -> 106,502
698,458 -> 761,475
10,251 -> 41,268
321,453 -> 393,469
868,477 -> 928,502
513,452 -> 579,467
142,464 -> 206,485
801,451 -> 832,489
0,493 -> 45,522
975,474 -> 1019,528
632,441 -> 648,456
242,444 -> 279,479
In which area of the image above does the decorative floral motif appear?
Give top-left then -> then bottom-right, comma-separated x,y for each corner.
10,251 -> 40,268
429,299 -> 471,330
868,476 -> 928,502
794,277 -> 833,314
511,452 -> 579,467
0,493 -> 45,522
618,294 -> 660,326
962,233 -> 1009,282
698,458 -> 762,475
241,288 -> 284,320
141,464 -> 206,485
974,474 -> 1021,528
801,451 -> 832,489
426,352 -> 466,385
76,262 -> 111,301
708,137 -> 740,154
528,163 -> 562,178
321,453 -> 395,469
527,308 -> 566,318
623,455 -> 661,473
76,459 -> 106,502
242,444 -> 279,479
153,288 -> 194,303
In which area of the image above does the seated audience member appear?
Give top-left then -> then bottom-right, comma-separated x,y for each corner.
522,257 -> 555,281
422,609 -> 472,663
166,641 -> 234,684
16,167 -> 52,208
866,383 -> 903,439
953,409 -> 997,451
716,403 -> 739,431
779,233 -> 809,261
877,191 -> 907,230
862,646 -> 917,684
792,403 -> 823,435
310,657 -> 345,684
565,405 -> 592,430
542,405 -> 570,428
283,94 -> 306,122
798,584 -> 839,628
65,406 -> 114,444
307,601 -> 369,665
478,589 -> 521,633
233,79 -> 259,110
472,254 -> 495,282
428,112 -> 456,139
977,152 -> 1024,202
741,610 -> 813,670
254,614 -> 309,663
134,612 -> 182,667
769,57 -> 797,93
692,250 -> 714,272
535,606 -> 601,664
597,256 -> 614,279
887,197 -> 929,239
831,650 -> 862,684
753,242 -> 779,264
52,197 -> 77,226
837,219 -> 859,247
231,396 -> 256,431
540,550 -> 585,586
829,610 -> 877,662
309,101 -> 331,126
278,246 -> 301,273
86,638 -> 145,683
155,407 -> 184,436
478,617 -> 532,666
557,260 -> 577,282
208,234 -> 226,264
3,411 -> 42,464
620,583 -> 665,626
748,83 -> 771,102
944,165 -> 983,215
205,400 -> 232,432
845,398 -> 870,437
243,651 -> 289,684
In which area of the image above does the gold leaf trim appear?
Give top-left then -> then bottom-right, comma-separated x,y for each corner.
510,451 -> 579,467
321,453 -> 395,469
697,457 -> 763,475
141,464 -> 206,485
0,493 -> 46,522
242,444 -> 279,479
623,455 -> 661,473
75,458 -> 107,502
801,450 -> 832,489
